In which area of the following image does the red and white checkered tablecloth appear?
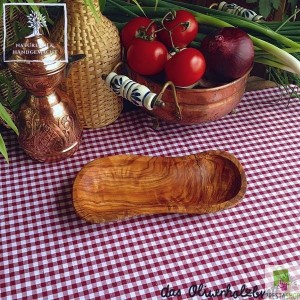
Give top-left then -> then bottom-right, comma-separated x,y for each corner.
1,86 -> 300,300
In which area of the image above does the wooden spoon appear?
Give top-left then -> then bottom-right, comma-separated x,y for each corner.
73,150 -> 247,223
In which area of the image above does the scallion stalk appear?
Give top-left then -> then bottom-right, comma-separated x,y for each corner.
250,36 -> 300,75
254,58 -> 297,74
156,0 -> 300,48
151,0 -> 300,75
104,0 -> 300,76
106,0 -> 139,18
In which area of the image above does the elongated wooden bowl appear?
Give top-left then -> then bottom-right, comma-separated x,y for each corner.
73,150 -> 247,223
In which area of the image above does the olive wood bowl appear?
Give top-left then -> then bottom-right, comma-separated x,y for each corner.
73,150 -> 247,223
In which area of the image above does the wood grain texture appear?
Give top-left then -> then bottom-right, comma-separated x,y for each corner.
73,150 -> 247,223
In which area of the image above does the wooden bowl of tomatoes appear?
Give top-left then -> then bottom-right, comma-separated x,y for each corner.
128,67 -> 251,125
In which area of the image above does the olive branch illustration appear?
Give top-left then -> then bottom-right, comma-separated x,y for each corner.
26,11 -> 47,37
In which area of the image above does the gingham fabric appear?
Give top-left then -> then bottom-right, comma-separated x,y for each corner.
1,87 -> 300,300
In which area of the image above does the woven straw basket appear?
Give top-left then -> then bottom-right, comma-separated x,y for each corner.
51,0 -> 123,128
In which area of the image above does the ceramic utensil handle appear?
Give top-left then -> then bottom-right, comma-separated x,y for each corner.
105,72 -> 164,111
217,1 -> 264,21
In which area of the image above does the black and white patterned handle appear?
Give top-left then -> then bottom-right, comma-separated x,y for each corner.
105,72 -> 163,111
218,1 -> 264,21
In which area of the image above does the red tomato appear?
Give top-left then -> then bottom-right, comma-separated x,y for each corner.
121,17 -> 157,50
165,48 -> 206,87
127,39 -> 168,76
158,10 -> 198,49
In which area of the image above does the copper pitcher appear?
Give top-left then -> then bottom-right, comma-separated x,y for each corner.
5,30 -> 85,162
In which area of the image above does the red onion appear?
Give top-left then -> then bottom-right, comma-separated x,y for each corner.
201,27 -> 254,81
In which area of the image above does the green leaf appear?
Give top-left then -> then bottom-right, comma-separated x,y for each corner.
13,21 -> 31,40
0,103 -> 19,135
22,0 -> 39,13
99,0 -> 106,12
259,0 -> 273,17
0,74 -> 12,107
131,0 -> 147,17
10,90 -> 26,112
0,74 -> 10,86
0,133 -> 9,163
288,0 -> 298,12
84,0 -> 101,22
271,0 -> 281,10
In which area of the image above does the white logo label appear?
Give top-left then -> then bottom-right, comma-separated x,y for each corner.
2,3 -> 68,63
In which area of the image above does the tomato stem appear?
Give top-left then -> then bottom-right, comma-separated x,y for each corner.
145,20 -> 157,41
160,10 -> 190,50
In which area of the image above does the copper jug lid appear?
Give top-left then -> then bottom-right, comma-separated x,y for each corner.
8,34 -> 66,76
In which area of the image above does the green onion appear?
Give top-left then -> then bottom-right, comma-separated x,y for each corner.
251,36 -> 300,75
106,0 -> 139,18
104,0 -> 300,77
254,57 -> 297,74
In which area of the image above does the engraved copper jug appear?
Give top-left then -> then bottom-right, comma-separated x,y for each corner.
6,26 -> 84,162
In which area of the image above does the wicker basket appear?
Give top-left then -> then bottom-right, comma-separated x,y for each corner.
51,0 -> 123,128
